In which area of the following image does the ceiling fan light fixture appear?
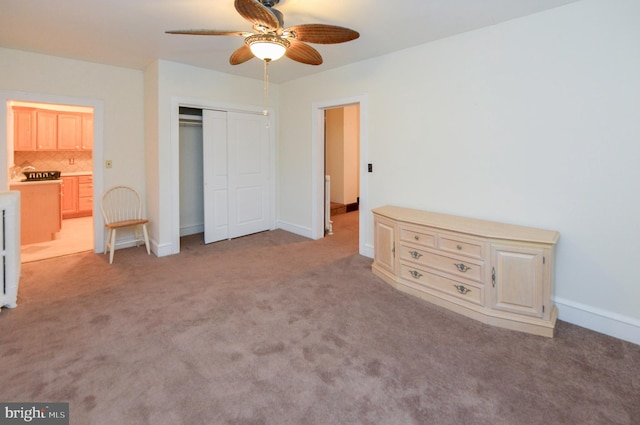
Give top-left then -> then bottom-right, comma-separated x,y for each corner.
246,34 -> 289,61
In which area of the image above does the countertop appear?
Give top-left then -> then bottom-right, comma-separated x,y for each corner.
61,171 -> 93,177
9,171 -> 92,186
9,179 -> 63,187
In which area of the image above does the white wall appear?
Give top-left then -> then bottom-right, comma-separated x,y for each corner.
0,48 -> 144,188
277,0 -> 640,343
0,47 -> 145,252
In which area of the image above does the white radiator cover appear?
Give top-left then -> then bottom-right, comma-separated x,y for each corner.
0,191 -> 21,311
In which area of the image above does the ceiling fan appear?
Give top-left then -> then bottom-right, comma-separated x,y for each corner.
166,0 -> 359,65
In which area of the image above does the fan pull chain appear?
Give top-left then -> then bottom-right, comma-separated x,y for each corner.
263,59 -> 270,128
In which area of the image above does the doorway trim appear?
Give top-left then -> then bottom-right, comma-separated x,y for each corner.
169,96 -> 276,254
311,94 -> 371,257
0,90 -> 105,253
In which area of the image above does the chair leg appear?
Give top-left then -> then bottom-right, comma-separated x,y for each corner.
109,228 -> 117,264
133,227 -> 141,247
142,224 -> 150,255
104,228 -> 111,255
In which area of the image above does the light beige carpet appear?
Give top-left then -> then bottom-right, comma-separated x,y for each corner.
1,211 -> 639,425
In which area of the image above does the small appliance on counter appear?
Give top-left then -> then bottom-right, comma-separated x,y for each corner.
22,171 -> 61,181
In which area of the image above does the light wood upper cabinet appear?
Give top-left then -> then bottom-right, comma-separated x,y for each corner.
57,113 -> 83,150
13,106 -> 93,151
13,107 -> 37,150
36,110 -> 58,151
81,113 -> 94,150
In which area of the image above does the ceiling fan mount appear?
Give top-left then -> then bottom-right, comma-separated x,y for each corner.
258,0 -> 280,7
166,0 -> 359,65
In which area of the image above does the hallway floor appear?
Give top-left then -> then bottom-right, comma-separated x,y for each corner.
20,216 -> 94,263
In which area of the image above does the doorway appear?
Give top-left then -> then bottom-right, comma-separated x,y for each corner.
5,99 -> 99,262
312,94 -> 369,257
324,105 -> 360,237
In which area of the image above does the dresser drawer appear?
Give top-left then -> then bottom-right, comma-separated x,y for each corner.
399,225 -> 436,248
399,244 -> 484,283
399,262 -> 484,306
438,233 -> 484,259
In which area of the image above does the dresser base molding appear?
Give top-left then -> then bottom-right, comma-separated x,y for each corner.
373,264 -> 557,337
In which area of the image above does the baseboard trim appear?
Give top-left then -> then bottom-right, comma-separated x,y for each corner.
153,240 -> 173,258
554,297 -> 640,345
180,224 -> 204,237
276,220 -> 314,239
362,243 -> 374,259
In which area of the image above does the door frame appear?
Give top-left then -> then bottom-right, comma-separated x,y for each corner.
170,96 -> 276,254
0,90 -> 105,253
311,94 -> 371,257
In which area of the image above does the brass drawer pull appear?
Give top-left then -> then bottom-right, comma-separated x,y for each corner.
454,263 -> 471,272
414,235 -> 419,240
457,244 -> 462,250
409,270 -> 422,279
454,284 -> 471,295
409,250 -> 422,259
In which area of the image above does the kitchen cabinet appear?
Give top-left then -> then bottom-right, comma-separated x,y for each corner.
13,107 -> 93,151
36,110 -> 58,151
9,180 -> 62,245
61,174 -> 93,218
57,113 -> 83,150
78,175 -> 94,214
81,113 -> 94,150
372,205 -> 559,337
12,107 -> 37,150
61,176 -> 79,216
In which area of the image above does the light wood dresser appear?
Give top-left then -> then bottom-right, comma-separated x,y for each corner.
372,206 -> 560,337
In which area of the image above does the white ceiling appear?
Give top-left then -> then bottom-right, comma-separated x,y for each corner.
1,0 -> 580,83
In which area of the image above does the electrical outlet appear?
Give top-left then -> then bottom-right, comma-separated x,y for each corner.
105,160 -> 113,169
68,158 -> 75,165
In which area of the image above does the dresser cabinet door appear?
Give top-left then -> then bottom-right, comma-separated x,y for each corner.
374,216 -> 396,274
490,244 -> 546,318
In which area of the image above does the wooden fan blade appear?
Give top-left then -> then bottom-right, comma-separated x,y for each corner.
166,30 -> 246,36
234,0 -> 279,30
285,24 -> 359,44
285,40 -> 322,65
230,44 -> 255,65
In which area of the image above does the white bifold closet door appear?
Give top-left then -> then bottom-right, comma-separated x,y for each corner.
202,109 -> 270,244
